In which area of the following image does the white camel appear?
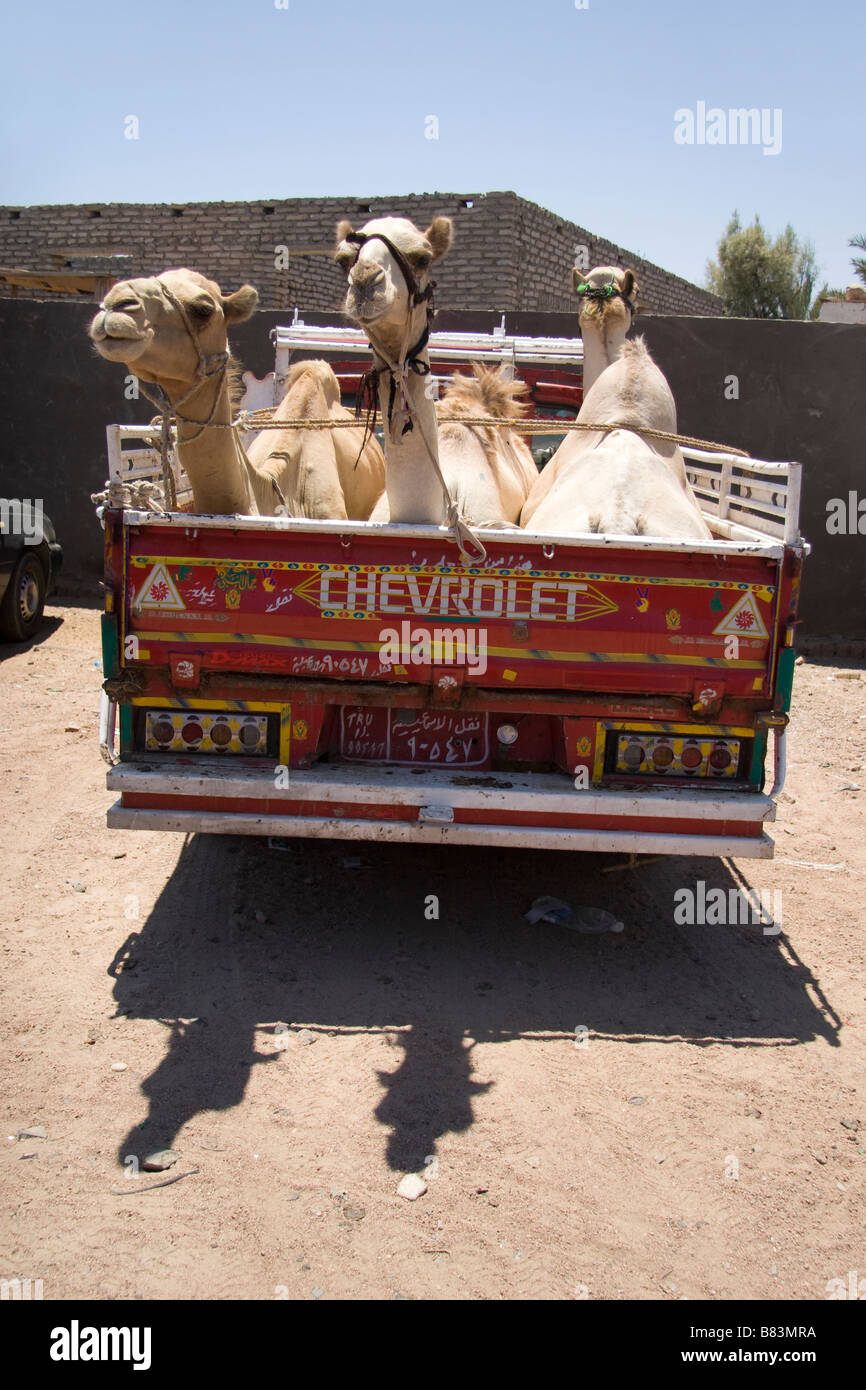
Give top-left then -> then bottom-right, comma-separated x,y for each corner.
334,215 -> 537,531
521,267 -> 710,538
244,359 -> 384,520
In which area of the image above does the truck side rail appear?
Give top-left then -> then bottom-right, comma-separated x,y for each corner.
681,449 -> 803,548
106,421 -> 805,553
106,423 -> 192,510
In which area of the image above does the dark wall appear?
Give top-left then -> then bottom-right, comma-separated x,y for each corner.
635,316 -> 866,644
0,299 -> 149,588
0,299 -> 862,639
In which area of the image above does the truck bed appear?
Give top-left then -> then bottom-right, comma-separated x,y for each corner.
98,324 -> 805,859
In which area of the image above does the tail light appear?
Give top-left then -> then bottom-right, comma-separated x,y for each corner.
621,739 -> 645,769
613,732 -> 742,780
652,742 -> 674,769
709,742 -> 733,771
680,741 -> 703,770
144,710 -> 268,755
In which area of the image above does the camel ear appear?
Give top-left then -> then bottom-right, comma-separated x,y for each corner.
222,284 -> 258,322
572,267 -> 584,294
424,217 -> 453,261
336,219 -> 354,247
622,269 -> 637,301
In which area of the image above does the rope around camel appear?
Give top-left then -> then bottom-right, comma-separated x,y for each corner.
227,410 -> 751,458
104,408 -> 751,533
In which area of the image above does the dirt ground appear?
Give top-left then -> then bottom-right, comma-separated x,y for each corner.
1,598 -> 864,1302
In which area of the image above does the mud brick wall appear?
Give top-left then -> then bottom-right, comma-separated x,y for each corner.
0,192 -> 722,317
505,194 -> 724,315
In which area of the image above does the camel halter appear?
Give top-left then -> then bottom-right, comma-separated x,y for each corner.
343,233 -> 487,565
574,279 -> 637,315
343,231 -> 436,313
345,231 -> 436,442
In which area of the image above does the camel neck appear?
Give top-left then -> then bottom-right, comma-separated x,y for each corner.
170,372 -> 256,515
375,351 -> 444,523
581,318 -> 627,394
365,311 -> 445,524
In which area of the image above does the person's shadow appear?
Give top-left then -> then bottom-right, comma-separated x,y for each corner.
109,833 -> 840,1170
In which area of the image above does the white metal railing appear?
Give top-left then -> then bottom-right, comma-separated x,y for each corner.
272,320 -> 584,392
681,448 -> 803,547
106,420 -> 803,549
106,423 -> 193,509
104,428 -> 803,550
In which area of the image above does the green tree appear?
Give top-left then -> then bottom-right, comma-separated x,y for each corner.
706,212 -> 819,319
850,234 -> 866,288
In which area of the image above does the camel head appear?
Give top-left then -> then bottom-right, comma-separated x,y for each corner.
88,268 -> 258,391
572,265 -> 638,331
334,215 -> 452,333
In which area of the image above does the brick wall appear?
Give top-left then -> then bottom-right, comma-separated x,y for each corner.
0,191 -> 722,317
507,194 -> 723,316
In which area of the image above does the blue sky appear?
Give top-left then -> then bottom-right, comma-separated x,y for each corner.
2,0 -> 862,291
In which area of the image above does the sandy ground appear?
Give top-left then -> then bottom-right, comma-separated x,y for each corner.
0,598 -> 863,1302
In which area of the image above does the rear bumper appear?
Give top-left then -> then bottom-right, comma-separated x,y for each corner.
106,758 -> 776,858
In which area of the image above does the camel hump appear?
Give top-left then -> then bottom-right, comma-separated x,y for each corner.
284,358 -> 341,406
619,335 -> 651,364
441,363 -> 530,420
620,335 -> 673,378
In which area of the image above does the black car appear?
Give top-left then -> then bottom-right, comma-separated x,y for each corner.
0,505 -> 63,641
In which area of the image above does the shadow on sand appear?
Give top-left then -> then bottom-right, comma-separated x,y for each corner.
108,833 -> 840,1172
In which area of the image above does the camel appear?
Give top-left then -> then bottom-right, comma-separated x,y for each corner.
244,360 -> 384,521
519,265 -> 636,520
88,268 -> 384,518
334,216 -> 537,530
520,267 -> 711,539
433,364 -> 537,526
574,265 -> 638,393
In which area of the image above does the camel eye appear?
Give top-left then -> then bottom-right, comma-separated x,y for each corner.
334,248 -> 355,272
188,299 -> 215,321
411,252 -> 432,270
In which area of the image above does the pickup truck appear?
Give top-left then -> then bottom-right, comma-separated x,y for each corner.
96,321 -> 806,860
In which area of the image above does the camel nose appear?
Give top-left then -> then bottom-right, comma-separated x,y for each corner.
350,263 -> 385,292
91,294 -> 144,341
102,295 -> 142,314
